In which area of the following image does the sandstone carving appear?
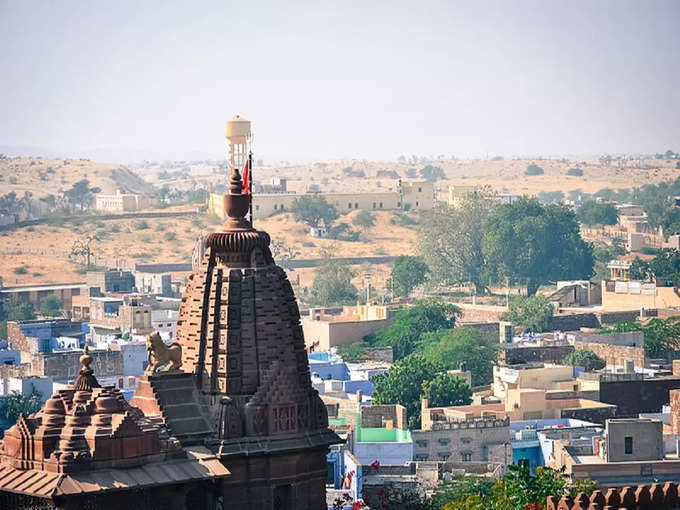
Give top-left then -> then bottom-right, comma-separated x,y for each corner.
146,331 -> 182,374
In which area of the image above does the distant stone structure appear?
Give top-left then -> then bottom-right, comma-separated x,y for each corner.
94,189 -> 156,212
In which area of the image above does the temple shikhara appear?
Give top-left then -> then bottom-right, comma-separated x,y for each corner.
0,120 -> 341,510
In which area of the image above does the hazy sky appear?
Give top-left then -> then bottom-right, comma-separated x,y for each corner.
1,0 -> 678,163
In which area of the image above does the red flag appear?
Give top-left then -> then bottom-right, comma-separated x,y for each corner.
242,159 -> 250,195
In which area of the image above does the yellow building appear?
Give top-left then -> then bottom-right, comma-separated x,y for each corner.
208,180 -> 434,220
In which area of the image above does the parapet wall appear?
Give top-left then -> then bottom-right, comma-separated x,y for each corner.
430,417 -> 509,431
546,482 -> 679,509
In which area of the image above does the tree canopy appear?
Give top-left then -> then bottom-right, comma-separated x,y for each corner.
629,249 -> 680,285
483,197 -> 594,295
525,164 -> 544,176
371,300 -> 460,360
599,317 -> 680,358
563,349 -> 606,371
291,195 -> 339,227
2,295 -> 35,322
308,251 -> 359,307
352,210 -> 375,231
390,255 -> 429,297
39,295 -> 62,318
422,373 -> 472,408
63,179 -> 101,211
422,326 -> 500,386
371,354 -> 438,429
577,201 -> 619,226
419,193 -> 498,294
502,295 -> 554,333
419,165 -> 446,181
2,391 -> 42,425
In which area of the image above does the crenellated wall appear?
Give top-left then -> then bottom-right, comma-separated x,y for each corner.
546,482 -> 680,509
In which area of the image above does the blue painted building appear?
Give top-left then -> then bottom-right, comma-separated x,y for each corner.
510,418 -> 600,473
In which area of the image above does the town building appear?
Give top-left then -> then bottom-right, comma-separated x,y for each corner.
302,304 -> 395,351
94,189 -> 157,212
547,418 -> 680,487
208,179 -> 435,220
89,295 -> 153,343
413,398 -> 510,463
0,281 -> 86,312
135,270 -> 173,296
86,268 -> 136,294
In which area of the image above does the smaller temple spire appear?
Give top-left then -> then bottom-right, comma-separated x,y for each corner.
221,164 -> 252,231
73,346 -> 100,391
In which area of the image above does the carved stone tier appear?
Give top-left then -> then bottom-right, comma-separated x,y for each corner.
130,373 -> 214,446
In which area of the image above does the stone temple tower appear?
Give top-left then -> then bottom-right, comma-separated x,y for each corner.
176,165 -> 340,509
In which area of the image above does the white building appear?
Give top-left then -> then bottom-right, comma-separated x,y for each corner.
152,309 -> 178,341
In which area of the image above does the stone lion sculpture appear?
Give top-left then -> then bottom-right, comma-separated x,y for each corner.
146,331 -> 182,374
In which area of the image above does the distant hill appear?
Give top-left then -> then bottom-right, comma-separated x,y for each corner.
0,157 -> 156,198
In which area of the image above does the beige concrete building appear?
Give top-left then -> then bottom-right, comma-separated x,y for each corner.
94,189 -> 156,212
301,304 -> 394,351
208,180 -> 435,220
601,279 -> 680,311
413,398 -> 510,463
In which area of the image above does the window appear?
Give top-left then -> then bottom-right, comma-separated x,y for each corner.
462,453 -> 472,462
438,438 -> 450,445
438,453 -> 449,461
354,202 -> 358,208
255,205 -> 260,211
416,201 -> 419,207
397,201 -> 401,208
372,202 -> 376,209
348,203 -> 352,209
274,204 -> 278,210
625,436 -> 633,454
418,187 -> 422,192
461,437 -> 472,444
415,454 -> 429,461
280,204 -> 285,210
416,440 -> 428,448
379,202 -> 383,208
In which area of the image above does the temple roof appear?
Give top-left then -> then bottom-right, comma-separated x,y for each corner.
0,348 -> 182,475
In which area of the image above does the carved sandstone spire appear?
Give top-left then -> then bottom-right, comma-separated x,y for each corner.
73,346 -> 100,391
221,165 -> 251,231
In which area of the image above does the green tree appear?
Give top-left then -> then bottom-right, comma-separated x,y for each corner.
390,255 -> 429,297
2,391 -> 42,425
536,191 -> 564,204
63,179 -> 101,211
563,349 -> 606,371
483,197 -> 594,295
291,195 -> 339,227
567,168 -> 583,177
577,201 -> 619,226
352,210 -> 375,232
525,164 -> 544,176
599,318 -> 680,358
502,295 -> 553,333
647,249 -> 680,284
372,300 -> 460,360
422,373 -> 472,408
629,256 -> 651,281
419,165 -> 446,181
336,341 -> 370,362
371,354 -> 437,428
422,326 -> 500,386
591,239 -> 627,283
3,295 -> 35,321
0,321 -> 7,341
39,295 -> 62,317
420,193 -> 498,294
308,251 -> 358,307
